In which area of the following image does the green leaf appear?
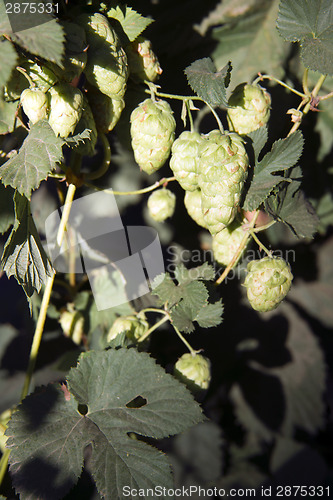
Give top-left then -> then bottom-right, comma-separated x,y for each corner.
246,125 -> 268,163
243,130 -> 304,211
65,129 -> 92,148
174,262 -> 216,284
1,192 -> 53,297
184,58 -> 232,107
0,39 -> 18,90
0,98 -> 18,135
195,301 -> 224,329
212,0 -> 290,89
151,272 -> 182,305
0,181 -> 14,234
0,120 -> 64,199
171,302 -> 195,333
6,349 -> 203,499
277,0 -> 333,75
104,5 -> 153,42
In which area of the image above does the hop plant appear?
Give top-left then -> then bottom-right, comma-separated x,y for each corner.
107,314 -> 149,343
212,220 -> 248,267
126,36 -> 162,83
130,98 -> 176,174
4,69 -> 28,101
198,130 -> 249,235
227,83 -> 271,135
20,88 -> 49,124
48,83 -> 83,138
244,256 -> 293,312
174,353 -> 211,391
59,306 -> 84,345
21,61 -> 58,92
169,131 -> 204,191
78,13 -> 128,100
184,189 -> 207,229
73,95 -> 98,157
147,188 -> 176,222
87,84 -> 125,132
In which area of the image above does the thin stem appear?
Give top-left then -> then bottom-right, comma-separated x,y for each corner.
0,450 -> 10,486
56,184 -> 77,246
252,219 -> 276,233
206,102 -> 224,133
250,230 -> 272,257
139,307 -> 167,315
84,133 -> 111,181
144,88 -> 202,102
85,176 -> 176,196
172,324 -> 198,355
138,315 -> 169,343
16,66 -> 35,88
254,74 -> 306,98
318,91 -> 333,102
186,100 -> 194,132
215,211 -> 260,285
302,68 -> 310,95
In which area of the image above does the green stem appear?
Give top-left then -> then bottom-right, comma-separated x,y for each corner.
84,133 -> 111,181
144,88 -> 201,102
186,100 -> 194,132
254,74 -> 306,98
0,450 -> 10,486
206,102 -> 224,133
172,324 -> 198,355
302,68 -> 310,95
56,184 -> 77,247
16,66 -> 35,88
138,314 -> 169,343
85,176 -> 176,196
249,230 -> 272,257
252,219 -> 276,233
318,91 -> 333,102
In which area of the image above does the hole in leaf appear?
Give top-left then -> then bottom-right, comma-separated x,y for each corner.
78,403 -> 88,415
126,396 -> 147,409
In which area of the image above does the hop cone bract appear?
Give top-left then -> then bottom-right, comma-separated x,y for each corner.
130,98 -> 176,174
20,88 -> 49,124
212,220 -> 248,267
227,83 -> 271,135
184,189 -> 207,229
244,257 -> 293,312
147,188 -> 176,222
170,131 -> 204,191
198,130 -> 249,235
126,37 -> 162,83
48,83 -> 83,138
174,353 -> 211,391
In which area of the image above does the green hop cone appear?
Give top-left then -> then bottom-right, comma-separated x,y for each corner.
21,61 -> 58,92
198,130 -> 249,235
126,36 -> 162,83
107,314 -> 149,343
147,188 -> 176,222
130,98 -> 176,174
20,88 -> 49,124
59,306 -> 84,345
212,220 -> 248,267
169,131 -> 204,192
87,84 -> 124,132
78,13 -> 128,100
73,95 -> 98,156
244,256 -> 293,312
184,189 -> 207,229
227,83 -> 271,135
174,353 -> 211,391
48,83 -> 83,138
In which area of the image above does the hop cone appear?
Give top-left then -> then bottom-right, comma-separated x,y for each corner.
21,61 -> 58,92
227,83 -> 271,135
147,188 -> 176,222
48,83 -> 83,138
244,257 -> 293,312
169,131 -> 204,192
130,98 -> 176,174
126,37 -> 162,83
107,315 -> 149,343
78,13 -> 128,100
20,88 -> 49,124
212,220 -> 248,267
87,84 -> 124,132
198,130 -> 249,235
59,307 -> 84,345
73,95 -> 98,157
174,353 -> 211,391
184,189 -> 207,229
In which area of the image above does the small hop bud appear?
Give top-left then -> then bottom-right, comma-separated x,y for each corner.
244,256 -> 293,312
130,98 -> 176,174
59,306 -> 84,345
107,315 -> 149,343
126,36 -> 162,83
184,189 -> 207,229
20,88 -> 49,124
147,188 -> 176,222
198,130 -> 249,235
227,83 -> 271,135
212,220 -> 248,267
174,353 -> 211,391
48,83 -> 83,138
169,131 -> 205,192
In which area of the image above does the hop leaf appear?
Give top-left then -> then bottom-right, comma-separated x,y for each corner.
20,88 -> 49,124
212,220 -> 248,267
170,131 -> 205,192
147,188 -> 176,222
184,189 -> 207,229
227,83 -> 271,135
48,83 -> 83,138
78,13 -> 128,99
130,98 -> 176,174
174,353 -> 211,391
244,256 -> 293,312
198,130 -> 249,235
126,37 -> 162,83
